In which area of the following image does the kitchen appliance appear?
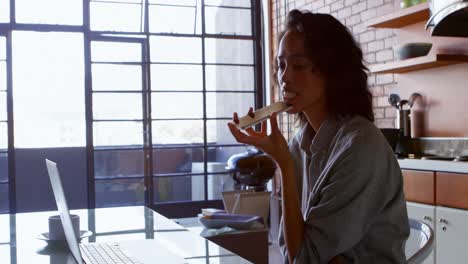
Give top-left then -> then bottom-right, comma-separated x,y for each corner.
426,0 -> 468,37
225,148 -> 276,192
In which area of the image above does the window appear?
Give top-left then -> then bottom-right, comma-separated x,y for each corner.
12,32 -> 85,148
1,0 -> 263,216
90,0 -> 143,32
0,0 -> 10,23
0,35 -> 8,213
15,0 -> 82,25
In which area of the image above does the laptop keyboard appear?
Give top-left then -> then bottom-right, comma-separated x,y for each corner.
80,242 -> 141,264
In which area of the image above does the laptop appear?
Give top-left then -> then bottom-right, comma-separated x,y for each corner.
45,159 -> 188,264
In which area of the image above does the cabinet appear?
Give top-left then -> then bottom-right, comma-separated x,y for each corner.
436,172 -> 468,210
402,170 -> 435,204
435,206 -> 468,264
406,202 -> 435,264
403,169 -> 468,264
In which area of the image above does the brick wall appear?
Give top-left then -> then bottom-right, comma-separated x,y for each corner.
270,0 -> 400,137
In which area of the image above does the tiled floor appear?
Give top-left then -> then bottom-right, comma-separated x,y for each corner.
174,217 -> 283,264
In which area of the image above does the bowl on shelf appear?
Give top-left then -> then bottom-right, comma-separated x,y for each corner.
393,43 -> 432,60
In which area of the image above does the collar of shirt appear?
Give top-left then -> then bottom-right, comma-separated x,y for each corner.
298,117 -> 342,158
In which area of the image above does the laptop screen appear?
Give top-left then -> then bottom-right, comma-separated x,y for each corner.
45,159 -> 84,264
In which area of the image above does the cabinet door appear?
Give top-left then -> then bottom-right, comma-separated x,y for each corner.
436,172 -> 468,210
436,206 -> 468,264
402,170 -> 435,204
406,202 -> 436,264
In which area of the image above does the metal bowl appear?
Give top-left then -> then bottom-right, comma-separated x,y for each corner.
226,148 -> 276,186
393,43 -> 432,60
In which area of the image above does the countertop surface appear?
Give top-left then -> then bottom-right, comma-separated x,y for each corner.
398,158 -> 468,174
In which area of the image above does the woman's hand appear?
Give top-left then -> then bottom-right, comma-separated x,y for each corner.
227,108 -> 290,165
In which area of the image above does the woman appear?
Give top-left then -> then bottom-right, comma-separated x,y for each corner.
227,9 -> 409,264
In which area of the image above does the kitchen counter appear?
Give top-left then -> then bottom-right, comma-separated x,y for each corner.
398,158 -> 468,173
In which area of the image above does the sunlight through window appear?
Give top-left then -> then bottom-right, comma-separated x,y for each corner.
12,31 -> 85,148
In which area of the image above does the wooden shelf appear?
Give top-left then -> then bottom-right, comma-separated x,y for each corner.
369,54 -> 468,73
367,3 -> 429,28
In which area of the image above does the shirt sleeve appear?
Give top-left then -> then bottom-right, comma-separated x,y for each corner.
293,134 -> 400,264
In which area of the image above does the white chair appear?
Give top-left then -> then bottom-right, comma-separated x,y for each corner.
405,218 -> 434,264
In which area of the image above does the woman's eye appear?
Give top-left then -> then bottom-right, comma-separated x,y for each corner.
277,62 -> 286,70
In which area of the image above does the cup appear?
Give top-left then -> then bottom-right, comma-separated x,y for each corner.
48,214 -> 80,241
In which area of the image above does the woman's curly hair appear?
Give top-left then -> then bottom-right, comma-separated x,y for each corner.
275,9 -> 374,125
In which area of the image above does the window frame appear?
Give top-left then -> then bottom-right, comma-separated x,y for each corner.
1,0 -> 265,218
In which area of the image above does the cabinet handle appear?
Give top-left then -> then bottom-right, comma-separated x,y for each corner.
439,218 -> 448,224
442,225 -> 447,231
423,216 -> 432,221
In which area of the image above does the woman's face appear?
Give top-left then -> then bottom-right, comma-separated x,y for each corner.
276,30 -> 327,116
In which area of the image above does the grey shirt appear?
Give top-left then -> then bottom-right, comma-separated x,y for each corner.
279,115 -> 410,264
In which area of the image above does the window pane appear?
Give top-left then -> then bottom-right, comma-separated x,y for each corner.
12,31 -> 85,148
205,39 -> 253,64
192,162 -> 226,174
0,246 -> 9,263
206,92 -> 255,118
93,121 -> 143,147
0,152 -> 7,182
206,65 -> 254,91
0,184 -> 8,213
207,174 -> 232,200
0,123 -> 6,150
206,119 -> 237,144
95,149 -> 144,179
207,146 -> 248,167
0,92 -> 6,121
154,175 -> 202,202
0,37 -> 6,60
205,7 -> 251,36
15,0 -> 82,25
93,93 -> 143,120
91,41 -> 141,63
150,36 -> 201,63
149,0 -> 196,4
90,2 -> 142,32
95,0 -> 141,2
96,178 -> 144,207
205,0 -> 251,7
0,213 -> 10,242
0,62 -> 6,90
151,64 -> 202,91
149,5 -> 199,34
152,120 -> 203,144
92,64 -> 142,91
0,0 -> 9,23
153,147 -> 204,175
151,92 -> 202,119
205,146 -> 246,195
194,162 -> 227,175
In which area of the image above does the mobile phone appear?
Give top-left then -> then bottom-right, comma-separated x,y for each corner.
235,101 -> 292,130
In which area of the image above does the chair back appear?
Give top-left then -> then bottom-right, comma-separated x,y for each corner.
405,218 -> 434,264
